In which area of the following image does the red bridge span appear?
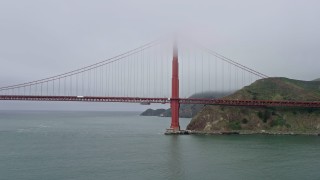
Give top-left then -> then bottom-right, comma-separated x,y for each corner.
1,95 -> 320,108
1,38 -> 319,132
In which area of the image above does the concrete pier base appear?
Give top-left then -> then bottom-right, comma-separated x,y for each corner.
164,128 -> 190,135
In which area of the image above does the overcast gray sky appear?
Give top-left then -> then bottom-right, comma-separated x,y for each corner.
0,0 -> 319,111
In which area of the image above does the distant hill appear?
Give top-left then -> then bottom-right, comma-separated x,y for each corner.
313,78 -> 320,81
187,77 -> 320,134
140,91 -> 232,118
140,109 -> 166,116
165,91 -> 233,118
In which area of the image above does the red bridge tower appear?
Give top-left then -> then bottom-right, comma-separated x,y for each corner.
170,41 -> 180,132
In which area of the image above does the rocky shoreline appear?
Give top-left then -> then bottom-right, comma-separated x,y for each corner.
186,130 -> 320,136
164,129 -> 320,136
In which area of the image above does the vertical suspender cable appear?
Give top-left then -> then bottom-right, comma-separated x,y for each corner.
201,51 -> 203,95
194,49 -> 196,95
215,56 -> 217,92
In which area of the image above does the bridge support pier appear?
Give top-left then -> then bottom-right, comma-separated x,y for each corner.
169,40 -> 180,132
170,99 -> 180,131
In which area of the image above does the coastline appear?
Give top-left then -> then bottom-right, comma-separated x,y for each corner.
184,130 -> 320,136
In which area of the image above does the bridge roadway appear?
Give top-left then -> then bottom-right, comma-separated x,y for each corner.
1,95 -> 320,108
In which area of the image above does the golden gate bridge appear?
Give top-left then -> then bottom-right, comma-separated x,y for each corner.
1,38 -> 319,132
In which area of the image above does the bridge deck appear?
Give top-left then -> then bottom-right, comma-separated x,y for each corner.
1,95 -> 320,108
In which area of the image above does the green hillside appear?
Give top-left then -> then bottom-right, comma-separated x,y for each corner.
187,77 -> 320,135
227,77 -> 320,101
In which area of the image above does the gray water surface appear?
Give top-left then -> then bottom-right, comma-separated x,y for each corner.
0,110 -> 319,180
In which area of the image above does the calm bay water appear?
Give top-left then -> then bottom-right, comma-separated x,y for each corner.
0,110 -> 320,180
